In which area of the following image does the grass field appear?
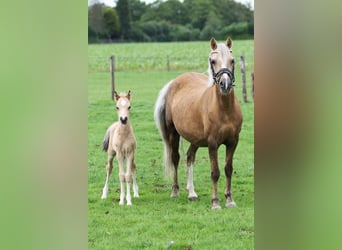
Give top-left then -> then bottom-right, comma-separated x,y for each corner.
88,40 -> 254,249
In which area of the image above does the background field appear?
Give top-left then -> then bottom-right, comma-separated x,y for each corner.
88,40 -> 254,249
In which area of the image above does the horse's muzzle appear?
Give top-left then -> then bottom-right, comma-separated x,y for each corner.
219,78 -> 233,95
120,117 -> 128,124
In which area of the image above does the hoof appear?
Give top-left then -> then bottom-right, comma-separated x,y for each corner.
133,193 -> 139,198
211,204 -> 222,210
170,190 -> 179,198
225,201 -> 237,208
188,196 -> 198,201
101,194 -> 107,199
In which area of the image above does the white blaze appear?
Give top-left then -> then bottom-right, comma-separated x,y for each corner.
120,100 -> 127,107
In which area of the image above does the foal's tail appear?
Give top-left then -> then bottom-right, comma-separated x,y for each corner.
154,80 -> 174,177
102,128 -> 111,152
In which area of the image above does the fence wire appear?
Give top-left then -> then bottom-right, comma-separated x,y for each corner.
88,54 -> 254,73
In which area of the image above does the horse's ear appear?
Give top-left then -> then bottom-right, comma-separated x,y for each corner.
226,37 -> 232,49
114,91 -> 120,101
210,37 -> 217,50
127,90 -> 131,100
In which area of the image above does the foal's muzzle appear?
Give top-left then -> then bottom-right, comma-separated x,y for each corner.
120,117 -> 128,124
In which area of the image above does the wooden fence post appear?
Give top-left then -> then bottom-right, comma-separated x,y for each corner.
251,72 -> 254,101
110,55 -> 115,100
166,55 -> 170,71
240,55 -> 247,103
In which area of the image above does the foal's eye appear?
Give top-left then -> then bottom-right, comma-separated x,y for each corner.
128,106 -> 131,110
116,106 -> 119,110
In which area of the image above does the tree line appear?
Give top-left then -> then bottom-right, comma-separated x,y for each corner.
88,0 -> 254,43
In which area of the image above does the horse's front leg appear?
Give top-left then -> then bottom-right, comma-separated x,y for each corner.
125,154 -> 135,206
187,144 -> 199,200
224,144 -> 237,208
117,154 -> 125,205
208,145 -> 221,209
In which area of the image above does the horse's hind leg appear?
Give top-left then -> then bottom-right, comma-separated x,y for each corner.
131,161 -> 139,198
101,151 -> 115,199
169,128 -> 180,198
187,144 -> 199,201
224,143 -> 238,208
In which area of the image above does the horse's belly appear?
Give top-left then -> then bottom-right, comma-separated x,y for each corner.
177,126 -> 207,146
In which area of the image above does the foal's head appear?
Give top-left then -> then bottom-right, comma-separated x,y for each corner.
208,37 -> 235,95
114,90 -> 131,125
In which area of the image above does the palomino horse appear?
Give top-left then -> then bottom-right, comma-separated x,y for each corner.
101,91 -> 139,205
154,37 -> 242,209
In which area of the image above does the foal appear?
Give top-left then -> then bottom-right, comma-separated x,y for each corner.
101,91 -> 139,205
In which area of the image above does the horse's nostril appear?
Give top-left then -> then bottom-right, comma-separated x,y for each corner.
220,79 -> 227,88
120,117 -> 128,124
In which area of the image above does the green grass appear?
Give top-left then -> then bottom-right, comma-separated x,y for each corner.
88,41 -> 254,249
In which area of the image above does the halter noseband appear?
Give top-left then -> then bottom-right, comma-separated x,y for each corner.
209,57 -> 235,86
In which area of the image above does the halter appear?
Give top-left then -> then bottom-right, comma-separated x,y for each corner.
209,55 -> 235,86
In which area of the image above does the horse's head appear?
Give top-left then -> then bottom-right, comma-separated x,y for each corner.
114,90 -> 131,125
208,37 -> 235,95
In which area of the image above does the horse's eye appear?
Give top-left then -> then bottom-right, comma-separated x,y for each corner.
231,59 -> 235,65
128,106 -> 131,110
116,106 -> 119,110
211,60 -> 216,65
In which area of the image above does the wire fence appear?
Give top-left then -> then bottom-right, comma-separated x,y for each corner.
91,54 -> 255,102
88,54 -> 254,73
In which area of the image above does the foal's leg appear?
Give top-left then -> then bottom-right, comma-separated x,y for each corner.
208,144 -> 221,209
117,154 -> 125,205
224,143 -> 238,208
101,151 -> 115,199
125,154 -> 135,206
187,144 -> 199,200
131,160 -> 139,198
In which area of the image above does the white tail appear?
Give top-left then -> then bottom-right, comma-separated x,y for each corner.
154,80 -> 174,177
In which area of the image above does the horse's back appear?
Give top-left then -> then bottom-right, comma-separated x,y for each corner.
172,72 -> 207,90
168,72 -> 208,102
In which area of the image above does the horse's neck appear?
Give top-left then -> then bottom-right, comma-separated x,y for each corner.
116,121 -> 133,135
208,84 -> 235,108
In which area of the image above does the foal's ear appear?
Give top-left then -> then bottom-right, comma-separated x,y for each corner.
127,90 -> 131,100
114,91 -> 120,101
210,37 -> 217,50
226,37 -> 233,49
